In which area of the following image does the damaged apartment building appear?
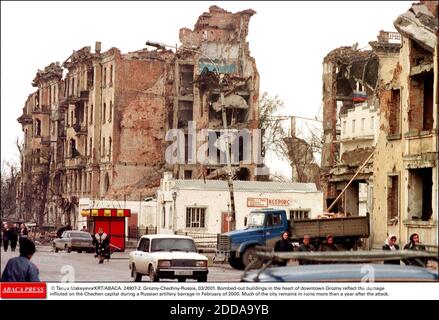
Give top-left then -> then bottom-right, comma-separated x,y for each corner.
321,0 -> 438,248
16,6 -> 259,228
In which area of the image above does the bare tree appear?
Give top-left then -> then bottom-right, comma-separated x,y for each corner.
1,161 -> 19,220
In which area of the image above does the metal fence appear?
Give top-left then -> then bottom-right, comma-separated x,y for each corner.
176,231 -> 218,252
127,226 -> 157,239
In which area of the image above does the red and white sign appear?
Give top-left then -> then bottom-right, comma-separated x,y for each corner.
247,197 -> 291,207
0,282 -> 46,299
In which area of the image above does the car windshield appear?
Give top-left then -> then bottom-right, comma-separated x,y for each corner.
247,212 -> 266,228
68,232 -> 92,239
151,238 -> 197,252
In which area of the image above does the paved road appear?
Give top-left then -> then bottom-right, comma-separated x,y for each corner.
0,246 -> 243,282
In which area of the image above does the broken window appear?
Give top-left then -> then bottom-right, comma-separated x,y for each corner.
70,138 -> 78,158
35,119 -> 41,136
90,105 -> 93,124
179,64 -> 194,96
387,175 -> 399,222
388,89 -> 401,136
87,68 -> 94,89
177,101 -> 193,129
71,111 -> 74,126
409,72 -> 433,132
109,101 -> 112,122
89,138 -> 93,157
408,168 -> 432,221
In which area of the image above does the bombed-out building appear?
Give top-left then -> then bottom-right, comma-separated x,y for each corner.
321,0 -> 438,248
16,6 -> 259,228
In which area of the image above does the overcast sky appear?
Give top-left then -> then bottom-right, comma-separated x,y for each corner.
1,1 -> 410,177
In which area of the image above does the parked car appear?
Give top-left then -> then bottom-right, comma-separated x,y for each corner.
241,263 -> 439,282
53,230 -> 94,253
129,234 -> 209,282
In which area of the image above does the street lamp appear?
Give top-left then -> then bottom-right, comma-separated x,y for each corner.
171,191 -> 177,233
145,40 -> 237,229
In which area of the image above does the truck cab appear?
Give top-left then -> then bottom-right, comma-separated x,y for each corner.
216,209 -> 289,270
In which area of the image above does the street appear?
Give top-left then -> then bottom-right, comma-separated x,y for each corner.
0,246 -> 243,282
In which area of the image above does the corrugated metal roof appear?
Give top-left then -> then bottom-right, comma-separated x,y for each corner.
172,180 -> 318,193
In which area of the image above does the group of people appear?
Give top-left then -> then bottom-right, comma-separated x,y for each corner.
274,232 -> 339,266
274,231 -> 429,266
382,233 -> 428,266
1,222 -> 29,252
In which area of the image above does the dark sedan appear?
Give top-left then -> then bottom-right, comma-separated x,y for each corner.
53,231 -> 94,253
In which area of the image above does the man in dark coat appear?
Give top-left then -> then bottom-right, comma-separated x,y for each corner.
1,238 -> 40,282
9,223 -> 19,252
3,223 -> 10,252
93,227 -> 110,264
274,231 -> 295,266
297,234 -> 316,265
403,233 -> 427,267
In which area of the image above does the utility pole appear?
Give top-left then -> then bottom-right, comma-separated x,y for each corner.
220,84 -> 236,229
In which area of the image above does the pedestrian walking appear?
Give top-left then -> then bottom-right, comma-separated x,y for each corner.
3,223 -> 10,252
1,238 -> 40,282
9,223 -> 19,252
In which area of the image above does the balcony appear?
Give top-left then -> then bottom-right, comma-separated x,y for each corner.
32,105 -> 50,115
64,156 -> 87,168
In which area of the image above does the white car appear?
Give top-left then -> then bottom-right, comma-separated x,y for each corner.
129,234 -> 209,282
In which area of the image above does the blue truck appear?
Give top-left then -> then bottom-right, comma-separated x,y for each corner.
216,208 -> 370,269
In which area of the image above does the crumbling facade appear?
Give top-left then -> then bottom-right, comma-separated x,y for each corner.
170,6 -> 260,181
321,34 -> 399,218
321,0 -> 438,248
16,6 -> 259,228
371,1 -> 438,248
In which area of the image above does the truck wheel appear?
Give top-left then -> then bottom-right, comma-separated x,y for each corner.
242,247 -> 262,269
228,256 -> 245,270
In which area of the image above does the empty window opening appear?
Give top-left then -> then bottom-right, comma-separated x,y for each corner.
70,138 -> 78,158
184,170 -> 192,179
109,65 -> 113,85
408,168 -> 432,221
177,101 -> 193,129
102,137 -> 105,157
389,89 -> 401,135
109,101 -> 113,122
179,64 -> 194,96
409,72 -> 433,132
387,175 -> 399,222
102,103 -> 106,124
108,137 -> 112,158
35,119 -> 41,136
90,105 -> 94,124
